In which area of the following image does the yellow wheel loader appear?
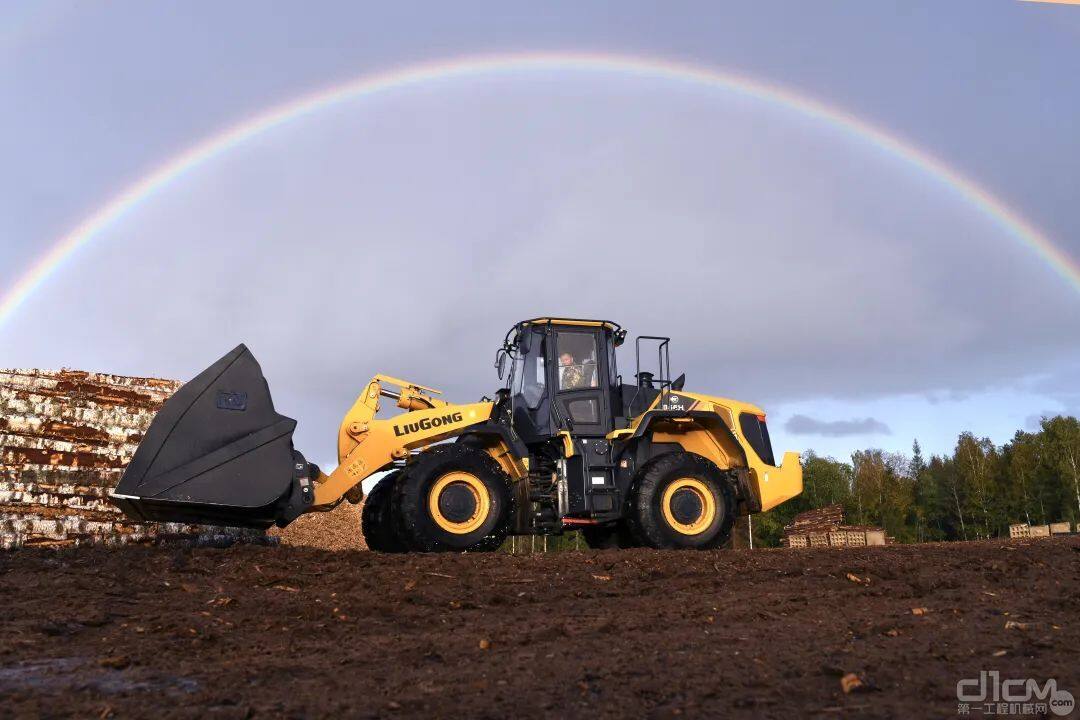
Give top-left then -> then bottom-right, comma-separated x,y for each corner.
111,318 -> 802,551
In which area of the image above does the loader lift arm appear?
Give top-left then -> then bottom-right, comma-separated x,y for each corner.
312,374 -> 495,508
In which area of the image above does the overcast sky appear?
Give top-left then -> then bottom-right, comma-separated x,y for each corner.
2,1 -> 1078,467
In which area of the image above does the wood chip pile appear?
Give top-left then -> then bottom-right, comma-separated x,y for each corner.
271,501 -> 366,551
782,503 -> 887,548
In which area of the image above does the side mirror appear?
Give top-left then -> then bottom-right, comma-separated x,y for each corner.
671,373 -> 685,391
495,349 -> 508,379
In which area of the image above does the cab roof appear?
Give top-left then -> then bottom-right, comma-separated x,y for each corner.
503,318 -> 626,349
516,317 -> 621,332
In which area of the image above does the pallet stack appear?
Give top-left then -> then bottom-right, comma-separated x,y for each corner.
782,504 -> 887,548
0,367 -> 264,549
1009,522 -> 1074,539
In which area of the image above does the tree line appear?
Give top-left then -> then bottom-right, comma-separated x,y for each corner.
752,415 -> 1080,547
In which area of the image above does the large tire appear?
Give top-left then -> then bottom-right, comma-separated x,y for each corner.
361,471 -> 408,553
627,452 -> 735,549
392,445 -> 513,552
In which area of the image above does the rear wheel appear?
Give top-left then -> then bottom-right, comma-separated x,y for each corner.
393,445 -> 513,552
628,452 -> 734,549
360,471 -> 407,553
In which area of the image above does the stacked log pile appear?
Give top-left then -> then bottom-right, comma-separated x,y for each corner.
782,504 -> 887,548
0,367 -> 264,549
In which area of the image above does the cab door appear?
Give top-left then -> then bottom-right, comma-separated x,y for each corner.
552,328 -> 611,436
552,327 -> 620,516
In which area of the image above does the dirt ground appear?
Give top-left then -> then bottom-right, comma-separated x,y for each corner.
2,538 -> 1078,719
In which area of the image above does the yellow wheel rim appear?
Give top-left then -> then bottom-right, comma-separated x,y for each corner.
427,471 -> 491,534
661,478 -> 716,536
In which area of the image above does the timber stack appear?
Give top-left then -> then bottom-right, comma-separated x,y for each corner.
0,367 -> 264,549
782,503 -> 887,548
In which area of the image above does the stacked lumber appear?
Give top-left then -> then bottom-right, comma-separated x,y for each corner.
782,503 -> 887,548
0,368 -> 264,549
784,504 -> 844,531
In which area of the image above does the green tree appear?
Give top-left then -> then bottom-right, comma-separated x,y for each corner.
928,453 -> 966,540
749,415 -> 1078,547
955,433 -> 1000,539
1001,431 -> 1039,526
800,452 -> 853,509
910,439 -> 940,542
882,451 -> 915,542
848,449 -> 914,541
1039,416 -> 1080,525
850,450 -> 878,525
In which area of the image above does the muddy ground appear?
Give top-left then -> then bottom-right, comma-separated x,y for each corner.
2,538 -> 1078,719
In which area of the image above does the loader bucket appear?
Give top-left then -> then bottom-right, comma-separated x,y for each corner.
111,344 -> 312,529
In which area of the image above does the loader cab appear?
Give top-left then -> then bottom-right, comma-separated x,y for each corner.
502,318 -> 624,445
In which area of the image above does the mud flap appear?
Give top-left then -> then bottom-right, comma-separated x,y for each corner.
110,345 -> 315,529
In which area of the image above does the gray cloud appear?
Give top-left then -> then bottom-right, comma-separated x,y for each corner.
1025,364 -> 1080,416
925,389 -> 971,405
784,415 -> 892,437
1025,412 -> 1065,432
1,76 -> 1077,463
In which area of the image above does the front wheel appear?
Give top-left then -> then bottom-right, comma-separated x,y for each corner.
627,453 -> 735,549
360,471 -> 408,553
392,445 -> 513,552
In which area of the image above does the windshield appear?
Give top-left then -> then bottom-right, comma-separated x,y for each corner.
511,329 -> 547,409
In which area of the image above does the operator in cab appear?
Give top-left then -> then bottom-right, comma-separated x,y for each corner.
559,351 -> 592,390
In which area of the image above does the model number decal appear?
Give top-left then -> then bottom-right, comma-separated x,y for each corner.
660,393 -> 693,412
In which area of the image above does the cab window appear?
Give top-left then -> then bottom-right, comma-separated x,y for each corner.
556,332 -> 599,391
512,330 -> 547,409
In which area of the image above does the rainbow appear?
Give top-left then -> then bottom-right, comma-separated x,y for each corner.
3,51 -> 1078,331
